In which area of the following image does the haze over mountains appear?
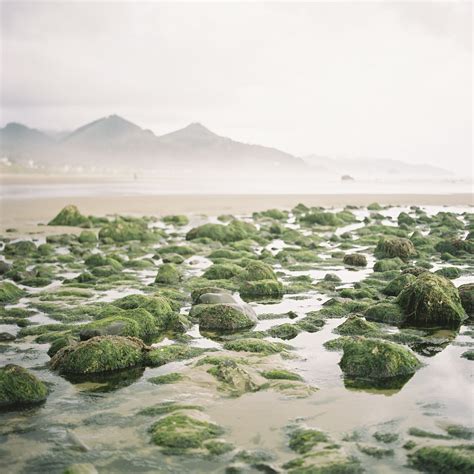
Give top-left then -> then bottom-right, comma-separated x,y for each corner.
0,115 -> 451,179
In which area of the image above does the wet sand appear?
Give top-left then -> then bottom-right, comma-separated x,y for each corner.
0,192 -> 471,231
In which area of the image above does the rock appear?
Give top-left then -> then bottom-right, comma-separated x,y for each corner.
343,254 -> 367,267
78,230 -> 98,244
240,280 -> 284,299
203,263 -> 243,280
50,336 -> 147,374
150,413 -> 224,451
288,427 -> 328,454
268,323 -> 300,340
374,257 -> 405,272
0,281 -> 25,304
375,237 -> 416,260
199,303 -> 257,331
364,302 -> 405,325
435,267 -> 462,279
199,293 -> 236,305
146,344 -> 206,367
408,445 -> 474,473
3,240 -> 37,257
435,238 -> 474,256
334,316 -> 380,336
63,464 -> 98,474
397,273 -> 466,327
383,273 -> 417,296
48,205 -> 90,227
339,337 -> 421,380
47,336 -> 78,357
186,220 -> 256,243
240,261 -> 278,281
155,263 -> 180,285
207,359 -> 261,395
98,219 -> 153,242
0,332 -> 15,342
223,338 -> 289,355
458,283 -> 474,316
0,364 -> 48,408
162,215 -> 189,226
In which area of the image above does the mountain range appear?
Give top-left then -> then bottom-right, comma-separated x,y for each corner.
0,115 -> 303,173
0,115 -> 450,177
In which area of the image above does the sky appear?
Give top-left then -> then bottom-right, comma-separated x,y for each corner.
1,1 -> 472,173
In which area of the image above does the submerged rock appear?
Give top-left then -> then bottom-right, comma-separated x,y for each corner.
150,413 -> 224,452
397,273 -> 466,327
339,337 -> 421,380
0,364 -> 48,408
408,445 -> 474,473
48,205 -> 90,227
223,338 -> 289,355
50,336 -> 147,374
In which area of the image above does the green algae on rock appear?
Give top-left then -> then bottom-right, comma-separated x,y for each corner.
223,338 -> 290,355
339,337 -> 421,380
48,205 -> 91,227
150,413 -> 225,452
343,254 -> 368,267
334,316 -> 381,337
288,427 -> 328,454
0,364 -> 48,408
155,263 -> 181,285
198,303 -> 257,331
397,273 -> 466,327
146,344 -> 207,367
261,369 -> 302,381
50,335 -> 147,374
408,445 -> 474,473
364,302 -> 405,325
375,237 -> 416,260
240,280 -> 284,299
458,283 -> 474,316
382,273 -> 416,296
0,281 -> 25,304
148,372 -> 184,385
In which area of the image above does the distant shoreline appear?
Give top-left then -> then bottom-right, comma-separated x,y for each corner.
0,189 -> 472,232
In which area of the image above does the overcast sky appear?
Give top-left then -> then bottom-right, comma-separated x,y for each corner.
1,1 -> 472,172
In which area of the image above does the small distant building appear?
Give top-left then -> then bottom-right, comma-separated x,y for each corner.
341,174 -> 354,181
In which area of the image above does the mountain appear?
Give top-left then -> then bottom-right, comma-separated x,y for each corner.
303,154 -> 451,178
0,123 -> 54,158
0,115 -> 305,173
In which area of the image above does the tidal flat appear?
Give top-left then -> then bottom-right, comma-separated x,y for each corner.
0,202 -> 473,473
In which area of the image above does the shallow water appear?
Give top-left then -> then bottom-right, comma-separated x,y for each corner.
1,205 -> 473,473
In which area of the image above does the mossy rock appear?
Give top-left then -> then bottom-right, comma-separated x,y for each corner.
335,316 -> 381,337
148,373 -> 184,385
288,427 -> 329,454
223,338 -> 289,355
458,283 -> 474,316
364,302 -> 405,325
78,230 -> 98,244
375,237 -> 416,260
261,369 -> 302,381
343,254 -> 367,267
186,220 -> 256,243
383,273 -> 417,296
80,308 -> 156,340
408,445 -> 474,473
435,267 -> 462,279
202,263 -> 243,280
0,364 -> 48,408
146,344 -> 206,367
162,215 -> 189,226
155,263 -> 180,285
198,304 -> 257,332
240,260 -> 278,281
47,335 -> 78,358
0,281 -> 25,304
48,205 -> 91,227
397,273 -> 466,327
240,280 -> 284,298
50,336 -> 146,374
150,413 -> 224,452
268,323 -> 301,340
3,240 -> 37,257
435,238 -> 474,256
207,359 -> 261,395
339,337 -> 421,380
374,257 -> 405,272
98,220 -> 153,242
